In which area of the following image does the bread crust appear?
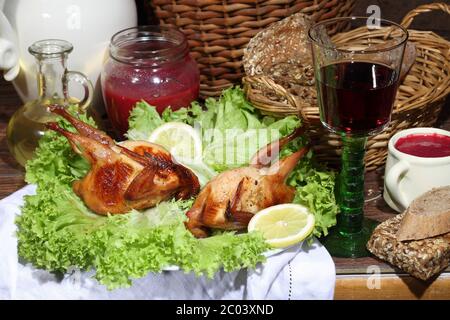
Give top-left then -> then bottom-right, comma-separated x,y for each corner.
242,12 -> 316,108
396,186 -> 450,241
367,214 -> 450,281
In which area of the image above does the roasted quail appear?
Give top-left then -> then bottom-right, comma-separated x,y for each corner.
186,127 -> 309,238
47,106 -> 200,215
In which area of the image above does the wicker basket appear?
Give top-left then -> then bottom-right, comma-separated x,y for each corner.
151,0 -> 355,97
243,3 -> 450,170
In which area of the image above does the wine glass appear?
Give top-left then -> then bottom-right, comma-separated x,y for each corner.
308,17 -> 408,257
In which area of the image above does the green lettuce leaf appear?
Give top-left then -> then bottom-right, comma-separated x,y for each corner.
282,140 -> 339,238
126,87 -> 300,172
125,101 -> 164,140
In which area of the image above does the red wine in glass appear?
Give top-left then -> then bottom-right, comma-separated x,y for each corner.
309,17 -> 408,258
317,61 -> 398,135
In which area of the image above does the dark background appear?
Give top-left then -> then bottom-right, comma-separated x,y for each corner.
353,0 -> 450,126
354,0 -> 449,36
136,0 -> 450,38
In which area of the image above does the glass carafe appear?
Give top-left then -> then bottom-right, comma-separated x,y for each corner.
7,39 -> 93,167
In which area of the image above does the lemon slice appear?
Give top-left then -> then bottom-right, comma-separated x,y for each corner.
248,204 -> 315,248
149,122 -> 202,162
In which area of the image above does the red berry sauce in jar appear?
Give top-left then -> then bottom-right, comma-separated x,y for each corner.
101,26 -> 200,135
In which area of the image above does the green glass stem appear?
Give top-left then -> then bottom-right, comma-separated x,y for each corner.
321,133 -> 378,258
337,134 -> 367,235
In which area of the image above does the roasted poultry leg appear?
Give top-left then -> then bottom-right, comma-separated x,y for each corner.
186,126 -> 309,238
47,106 -> 200,215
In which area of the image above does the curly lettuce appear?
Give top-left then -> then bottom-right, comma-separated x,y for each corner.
127,87 -> 299,172
278,136 -> 339,238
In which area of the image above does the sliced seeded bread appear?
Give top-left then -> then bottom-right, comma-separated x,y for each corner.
367,213 -> 450,280
397,186 -> 450,241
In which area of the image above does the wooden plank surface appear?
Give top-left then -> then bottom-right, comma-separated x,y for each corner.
0,79 -> 25,196
335,274 -> 450,300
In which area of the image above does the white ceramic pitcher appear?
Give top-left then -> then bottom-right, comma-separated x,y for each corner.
0,0 -> 137,104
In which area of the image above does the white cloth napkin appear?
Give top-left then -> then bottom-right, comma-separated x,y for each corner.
0,185 -> 335,300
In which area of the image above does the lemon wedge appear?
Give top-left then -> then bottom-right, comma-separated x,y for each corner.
148,122 -> 202,163
248,204 -> 315,248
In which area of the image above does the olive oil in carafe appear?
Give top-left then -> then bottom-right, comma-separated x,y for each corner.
7,98 -> 75,167
6,39 -> 93,167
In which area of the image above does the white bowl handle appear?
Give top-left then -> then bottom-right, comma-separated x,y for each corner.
385,160 -> 410,210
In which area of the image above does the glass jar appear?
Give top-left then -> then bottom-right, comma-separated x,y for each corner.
101,25 -> 200,135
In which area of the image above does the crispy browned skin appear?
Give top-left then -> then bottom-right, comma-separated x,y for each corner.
47,105 -> 200,215
186,127 -> 309,238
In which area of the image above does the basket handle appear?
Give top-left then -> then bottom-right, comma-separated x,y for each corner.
401,3 -> 450,29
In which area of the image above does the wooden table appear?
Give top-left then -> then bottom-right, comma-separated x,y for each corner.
1,78 -> 449,300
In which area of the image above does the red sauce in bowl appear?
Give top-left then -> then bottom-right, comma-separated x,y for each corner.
395,133 -> 450,158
